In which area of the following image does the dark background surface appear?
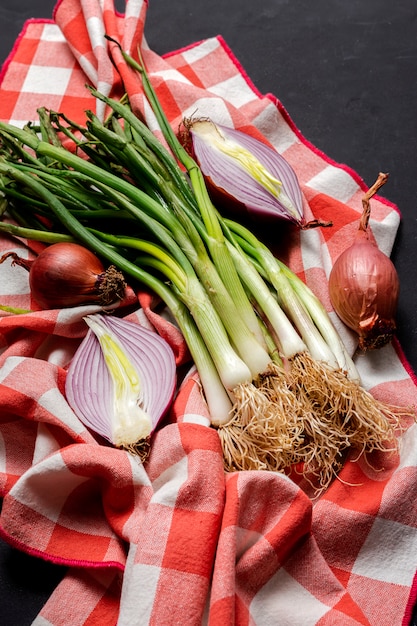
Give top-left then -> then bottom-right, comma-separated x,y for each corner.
0,0 -> 416,623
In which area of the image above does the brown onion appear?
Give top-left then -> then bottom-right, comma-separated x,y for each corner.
328,173 -> 399,351
0,242 -> 127,309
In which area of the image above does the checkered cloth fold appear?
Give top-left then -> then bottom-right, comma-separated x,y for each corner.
1,1 -> 417,624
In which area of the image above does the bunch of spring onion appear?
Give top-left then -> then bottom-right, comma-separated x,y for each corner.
0,51 -> 410,491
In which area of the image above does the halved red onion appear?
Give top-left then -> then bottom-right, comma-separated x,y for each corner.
186,119 -> 305,225
65,314 -> 176,456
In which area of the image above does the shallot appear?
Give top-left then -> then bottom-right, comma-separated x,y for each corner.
328,173 -> 399,350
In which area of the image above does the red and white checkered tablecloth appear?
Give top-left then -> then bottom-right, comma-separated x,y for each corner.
1,1 -> 417,624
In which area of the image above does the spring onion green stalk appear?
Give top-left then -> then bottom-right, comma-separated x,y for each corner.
0,220 -> 73,243
275,257 -> 359,380
225,240 -> 307,359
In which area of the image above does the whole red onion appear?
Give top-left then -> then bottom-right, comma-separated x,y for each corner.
328,173 -> 399,351
0,242 -> 127,309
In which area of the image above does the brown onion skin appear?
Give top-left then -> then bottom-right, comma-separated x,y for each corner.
18,243 -> 126,309
328,230 -> 399,350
